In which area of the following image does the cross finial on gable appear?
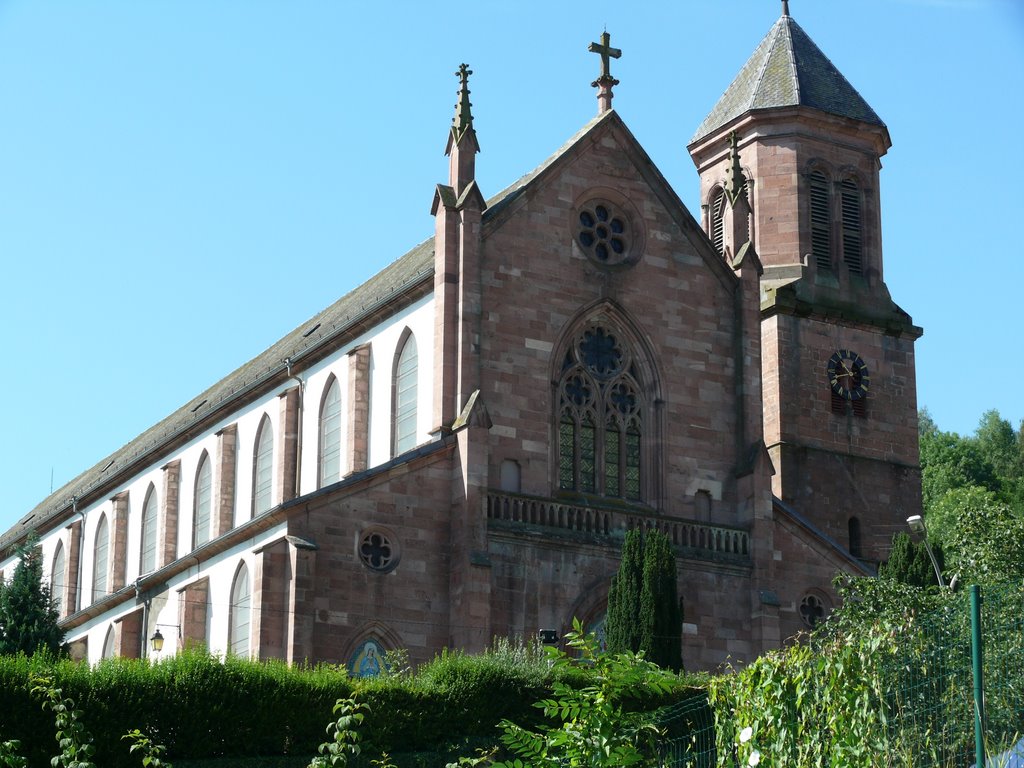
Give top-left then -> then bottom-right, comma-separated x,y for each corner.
588,30 -> 621,114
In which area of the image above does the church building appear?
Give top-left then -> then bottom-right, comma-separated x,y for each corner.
0,4 -> 922,671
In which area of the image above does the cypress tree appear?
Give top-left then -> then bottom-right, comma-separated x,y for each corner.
0,541 -> 65,656
879,531 -> 945,588
639,531 -> 682,671
605,529 -> 682,669
605,528 -> 644,654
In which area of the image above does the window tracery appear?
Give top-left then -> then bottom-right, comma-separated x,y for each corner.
558,325 -> 642,500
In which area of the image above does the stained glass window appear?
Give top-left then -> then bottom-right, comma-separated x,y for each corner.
557,325 -> 643,500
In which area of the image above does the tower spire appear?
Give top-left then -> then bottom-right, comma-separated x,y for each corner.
588,30 -> 621,114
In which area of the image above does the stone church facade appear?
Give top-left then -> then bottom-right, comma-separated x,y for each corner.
0,6 -> 921,672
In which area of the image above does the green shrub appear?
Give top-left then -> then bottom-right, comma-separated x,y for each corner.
0,639 -> 697,767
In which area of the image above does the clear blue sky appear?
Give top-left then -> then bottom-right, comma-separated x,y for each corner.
1,0 -> 1022,534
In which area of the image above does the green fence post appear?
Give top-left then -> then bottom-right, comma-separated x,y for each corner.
970,584 -> 985,768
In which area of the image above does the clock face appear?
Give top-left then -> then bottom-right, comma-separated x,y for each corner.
827,350 -> 870,401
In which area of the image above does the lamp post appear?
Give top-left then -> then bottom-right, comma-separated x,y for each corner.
150,623 -> 181,654
906,515 -> 946,588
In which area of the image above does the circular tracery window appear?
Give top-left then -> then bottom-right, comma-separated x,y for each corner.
799,593 -> 828,628
576,202 -> 633,266
359,529 -> 399,573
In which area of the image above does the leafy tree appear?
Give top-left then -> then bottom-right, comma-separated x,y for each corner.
606,529 -> 681,670
975,410 -> 1021,482
919,424 -> 999,512
0,542 -> 64,657
974,409 -> 1024,510
942,487 -> 1024,585
449,619 -> 674,768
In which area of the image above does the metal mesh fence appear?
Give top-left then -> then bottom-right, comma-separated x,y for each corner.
650,692 -> 717,768
870,581 -> 1024,768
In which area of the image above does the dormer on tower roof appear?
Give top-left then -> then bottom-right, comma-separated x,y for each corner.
690,3 -> 884,145
445,63 -> 479,197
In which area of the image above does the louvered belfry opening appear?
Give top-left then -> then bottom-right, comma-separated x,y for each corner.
809,171 -> 831,271
710,188 -> 725,255
840,179 -> 863,275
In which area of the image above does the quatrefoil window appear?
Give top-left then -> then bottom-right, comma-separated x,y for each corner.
799,593 -> 829,628
359,529 -> 400,573
576,202 -> 632,266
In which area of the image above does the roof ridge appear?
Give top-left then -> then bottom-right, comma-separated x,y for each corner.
780,16 -> 800,105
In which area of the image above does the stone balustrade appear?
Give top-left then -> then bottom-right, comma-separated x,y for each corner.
486,491 -> 749,560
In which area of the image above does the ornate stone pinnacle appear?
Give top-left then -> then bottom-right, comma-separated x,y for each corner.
452,63 -> 474,140
725,131 -> 749,205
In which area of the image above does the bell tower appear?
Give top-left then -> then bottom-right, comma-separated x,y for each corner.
688,3 -> 923,564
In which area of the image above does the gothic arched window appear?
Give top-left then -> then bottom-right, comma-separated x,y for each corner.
392,331 -> 418,456
101,625 -> 116,660
840,178 -> 863,275
809,170 -> 831,271
193,451 -> 212,548
229,562 -> 251,657
92,514 -> 109,602
140,484 -> 159,575
319,375 -> 343,487
51,542 -> 66,616
558,326 -> 643,501
253,416 -> 274,516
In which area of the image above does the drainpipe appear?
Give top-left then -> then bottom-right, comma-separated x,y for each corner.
137,578 -> 149,660
284,358 -> 304,499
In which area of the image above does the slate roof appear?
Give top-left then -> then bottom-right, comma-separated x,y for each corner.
690,11 -> 884,145
0,110 -> 617,554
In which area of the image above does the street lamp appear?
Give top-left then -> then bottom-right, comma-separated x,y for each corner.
906,515 -> 946,588
150,623 -> 181,653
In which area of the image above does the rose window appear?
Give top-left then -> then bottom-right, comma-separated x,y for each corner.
577,203 -> 630,265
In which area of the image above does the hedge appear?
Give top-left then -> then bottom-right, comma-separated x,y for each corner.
0,644 -> 698,768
